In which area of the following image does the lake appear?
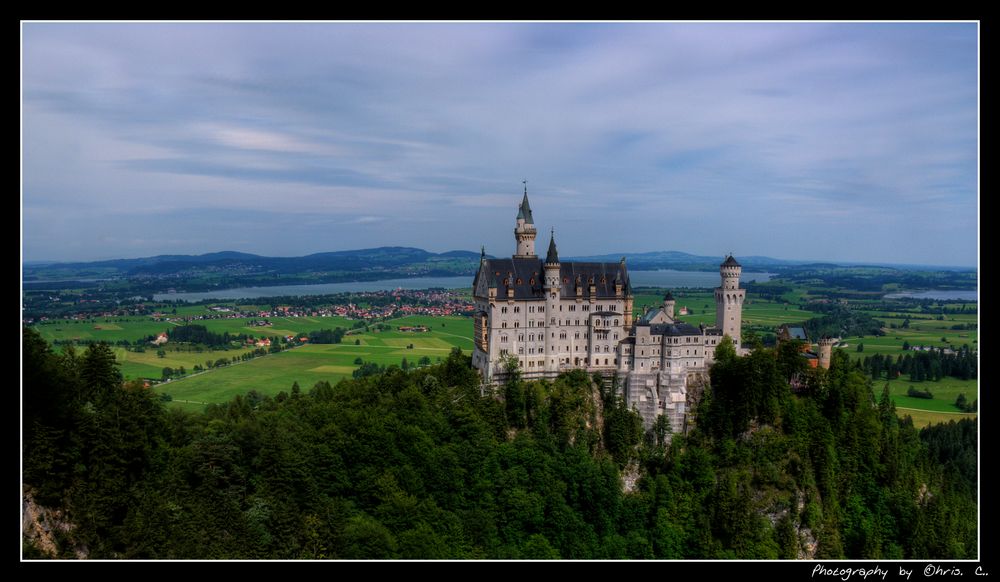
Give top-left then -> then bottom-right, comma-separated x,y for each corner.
153,270 -> 774,302
883,290 -> 978,301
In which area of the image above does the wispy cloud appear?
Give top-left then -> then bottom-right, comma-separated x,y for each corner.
22,22 -> 978,265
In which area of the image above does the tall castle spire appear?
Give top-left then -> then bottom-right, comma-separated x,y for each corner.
545,228 -> 559,264
514,181 -> 537,258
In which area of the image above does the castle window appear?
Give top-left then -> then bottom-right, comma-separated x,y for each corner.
513,306 -> 520,313
583,305 -> 590,311
519,335 -> 524,341
518,347 -> 523,354
516,278 -> 522,285
613,319 -> 618,326
514,321 -> 519,328
563,277 -> 569,283
501,322 -> 507,328
503,278 -> 509,286
539,306 -> 544,313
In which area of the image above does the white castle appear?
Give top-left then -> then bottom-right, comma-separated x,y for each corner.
472,187 -> 745,433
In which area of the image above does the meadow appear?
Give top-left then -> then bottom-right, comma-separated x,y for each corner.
29,287 -> 977,428
160,314 -> 475,411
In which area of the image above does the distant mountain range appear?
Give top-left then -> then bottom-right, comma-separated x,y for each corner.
24,248 -> 484,279
23,247 -> 974,287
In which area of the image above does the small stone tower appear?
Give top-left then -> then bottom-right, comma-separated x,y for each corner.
818,337 -> 836,370
663,290 -> 676,322
514,184 -> 537,258
715,255 -> 745,349
544,229 -> 561,373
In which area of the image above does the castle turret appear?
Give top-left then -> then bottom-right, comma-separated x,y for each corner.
663,290 -> 676,321
817,337 -> 836,370
544,229 -> 560,373
514,183 -> 537,258
714,255 -> 745,349
621,257 -> 633,327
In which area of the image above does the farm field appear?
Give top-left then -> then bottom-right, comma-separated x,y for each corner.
894,409 -> 977,430
32,311 -> 358,345
161,315 -> 474,411
878,375 -> 979,413
28,285 -> 977,430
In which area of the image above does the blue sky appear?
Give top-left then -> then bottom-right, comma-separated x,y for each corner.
22,22 -> 978,266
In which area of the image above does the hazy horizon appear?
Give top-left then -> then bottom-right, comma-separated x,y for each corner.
22,22 -> 979,267
21,244 -> 977,271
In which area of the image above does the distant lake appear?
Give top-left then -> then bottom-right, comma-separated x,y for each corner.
153,270 -> 774,302
884,290 -> 978,301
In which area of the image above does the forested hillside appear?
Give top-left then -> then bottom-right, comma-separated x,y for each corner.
22,328 -> 976,559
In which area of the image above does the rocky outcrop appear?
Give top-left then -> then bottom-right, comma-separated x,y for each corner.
22,488 -> 87,559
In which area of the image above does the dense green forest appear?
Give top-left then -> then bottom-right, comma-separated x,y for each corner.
22,327 -> 976,559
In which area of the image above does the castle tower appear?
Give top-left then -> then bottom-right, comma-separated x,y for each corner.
817,337 -> 836,370
544,229 -> 560,373
663,291 -> 676,321
621,257 -> 633,327
714,255 -> 745,348
514,183 -> 537,258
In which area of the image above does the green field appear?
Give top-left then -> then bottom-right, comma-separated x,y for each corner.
160,315 -> 474,411
881,375 -> 979,413
894,409 -> 977,430
32,312 -> 358,345
30,287 -> 977,429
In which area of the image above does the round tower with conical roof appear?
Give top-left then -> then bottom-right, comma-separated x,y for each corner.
663,290 -> 676,321
514,183 -> 537,258
714,255 -> 745,349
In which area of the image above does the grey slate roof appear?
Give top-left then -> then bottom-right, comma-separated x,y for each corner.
474,257 -> 630,300
648,322 -> 703,337
722,255 -> 741,267
546,232 -> 559,264
783,325 -> 808,340
639,307 -> 663,323
518,191 -> 534,224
